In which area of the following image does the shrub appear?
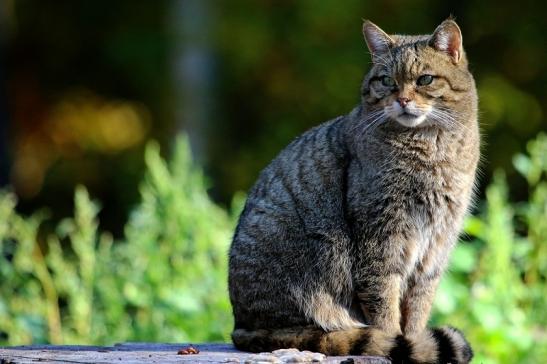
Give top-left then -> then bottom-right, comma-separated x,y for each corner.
0,135 -> 241,345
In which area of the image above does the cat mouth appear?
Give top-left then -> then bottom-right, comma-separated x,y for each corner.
398,111 -> 419,119
395,111 -> 427,127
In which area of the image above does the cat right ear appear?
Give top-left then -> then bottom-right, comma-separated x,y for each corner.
362,20 -> 394,56
429,19 -> 463,64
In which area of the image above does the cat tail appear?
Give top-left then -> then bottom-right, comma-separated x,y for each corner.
232,325 -> 473,364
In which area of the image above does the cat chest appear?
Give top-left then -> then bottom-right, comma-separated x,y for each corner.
347,169 -> 467,260
348,176 -> 463,222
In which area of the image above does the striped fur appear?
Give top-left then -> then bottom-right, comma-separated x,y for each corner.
233,326 -> 473,364
229,19 -> 478,364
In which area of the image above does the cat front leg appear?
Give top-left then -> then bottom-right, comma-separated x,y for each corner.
400,234 -> 452,335
355,273 -> 403,335
400,272 -> 441,334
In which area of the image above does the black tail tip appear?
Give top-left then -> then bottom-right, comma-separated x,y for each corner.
449,326 -> 473,363
432,326 -> 473,364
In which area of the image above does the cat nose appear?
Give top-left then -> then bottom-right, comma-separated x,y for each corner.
397,97 -> 411,107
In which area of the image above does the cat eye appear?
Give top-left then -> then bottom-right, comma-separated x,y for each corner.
381,76 -> 396,87
417,74 -> 434,86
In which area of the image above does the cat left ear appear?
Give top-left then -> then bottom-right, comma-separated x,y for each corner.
429,19 -> 463,63
363,20 -> 394,56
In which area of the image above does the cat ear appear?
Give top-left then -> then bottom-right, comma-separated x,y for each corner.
362,20 -> 394,56
429,19 -> 463,63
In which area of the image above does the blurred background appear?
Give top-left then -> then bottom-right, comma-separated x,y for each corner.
0,1 -> 545,363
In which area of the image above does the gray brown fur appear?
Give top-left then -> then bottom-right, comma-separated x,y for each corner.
229,19 -> 479,364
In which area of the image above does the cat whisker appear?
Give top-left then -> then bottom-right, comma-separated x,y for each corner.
349,110 -> 385,134
429,111 -> 458,131
352,115 -> 379,135
357,113 -> 387,137
436,106 -> 467,121
351,117 -> 382,136
372,53 -> 392,69
433,114 -> 473,136
366,51 -> 392,69
430,108 -> 475,135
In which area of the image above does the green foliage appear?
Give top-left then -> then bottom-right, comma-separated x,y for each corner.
433,133 -> 547,363
1,133 -> 546,364
0,136 -> 240,345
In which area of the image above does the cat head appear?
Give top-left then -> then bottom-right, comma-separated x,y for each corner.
361,19 -> 475,128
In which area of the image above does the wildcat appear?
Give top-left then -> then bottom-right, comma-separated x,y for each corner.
229,19 -> 479,364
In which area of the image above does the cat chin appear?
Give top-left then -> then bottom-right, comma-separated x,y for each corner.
394,114 -> 427,128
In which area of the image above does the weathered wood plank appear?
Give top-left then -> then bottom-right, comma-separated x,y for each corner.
0,343 -> 391,364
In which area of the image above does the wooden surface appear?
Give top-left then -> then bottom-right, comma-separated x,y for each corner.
0,343 -> 391,363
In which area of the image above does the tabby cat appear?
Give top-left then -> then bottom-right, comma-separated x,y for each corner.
229,19 -> 479,364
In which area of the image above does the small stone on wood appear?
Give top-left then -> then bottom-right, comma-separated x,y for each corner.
177,344 -> 200,355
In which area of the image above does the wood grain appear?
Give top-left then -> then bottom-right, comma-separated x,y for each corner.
0,343 -> 391,363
